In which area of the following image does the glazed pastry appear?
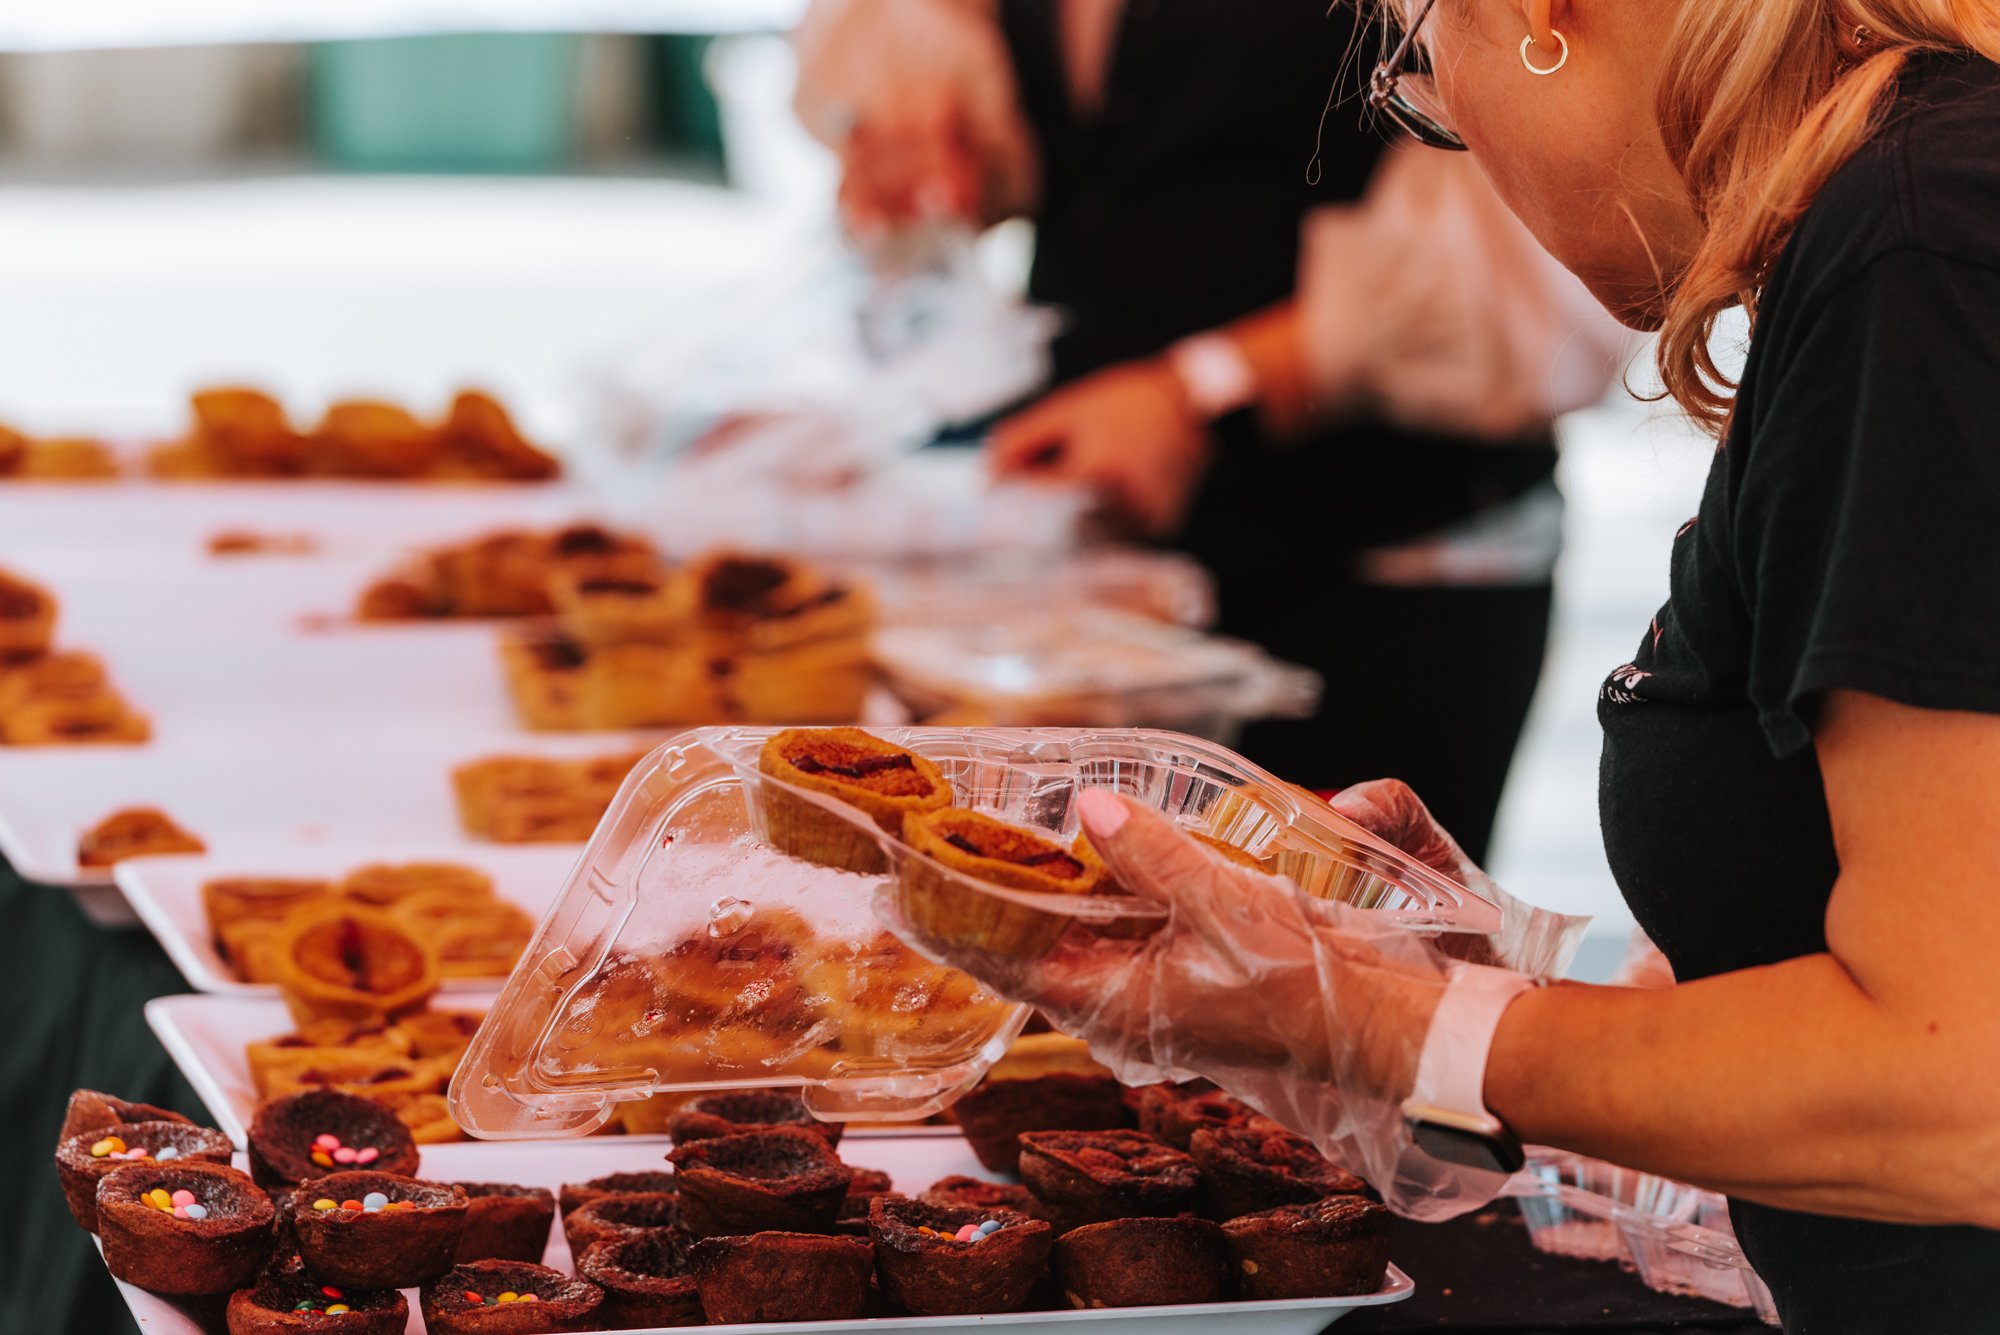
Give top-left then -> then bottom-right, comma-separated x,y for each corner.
291,1171 -> 468,1288
77,807 -> 205,868
497,633 -> 588,730
547,565 -> 681,649
0,568 -> 57,663
433,390 -> 562,482
687,552 -> 871,653
451,1183 -> 556,1265
308,401 -> 439,479
203,877 -> 334,939
951,1072 -> 1131,1175
1221,1196 -> 1394,1299
339,861 -> 493,907
1190,1125 -> 1371,1221
686,1232 -> 874,1324
1134,1081 -> 1253,1150
247,1090 -> 419,1188
576,1231 -> 703,1328
557,1171 -> 677,1220
97,1161 -> 275,1295
1017,1130 -> 1201,1233
419,1259 -> 603,1333
668,1128 -> 853,1239
179,386 -> 309,476
388,891 -> 534,979
870,1196 -> 1054,1316
920,1175 -> 1036,1215
451,749 -> 642,844
560,1192 -> 682,1258
57,1120 -> 232,1232
245,1022 -> 410,1100
754,727 -> 950,874
58,1089 -> 191,1144
225,1268 -> 406,1334
389,1008 -> 487,1060
898,808 -> 1109,958
271,904 -> 438,1026
665,1089 -> 843,1148
1053,1216 -> 1229,1308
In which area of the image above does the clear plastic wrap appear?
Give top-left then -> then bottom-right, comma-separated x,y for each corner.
1510,1150 -> 1702,1265
449,726 -> 1506,1140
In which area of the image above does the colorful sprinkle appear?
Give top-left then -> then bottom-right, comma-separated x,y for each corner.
340,1199 -> 364,1212
171,1190 -> 196,1207
333,1146 -> 358,1165
89,1137 -> 125,1158
314,1134 -> 341,1150
155,1147 -> 178,1162
355,1147 -> 379,1165
385,1201 -> 414,1211
497,1292 -> 519,1303
183,1204 -> 208,1221
321,1287 -> 343,1299
361,1192 -> 389,1213
463,1291 -> 483,1304
310,1150 -> 334,1168
954,1224 -> 980,1242
312,1198 -> 338,1212
144,1188 -> 174,1212
325,1305 -> 351,1315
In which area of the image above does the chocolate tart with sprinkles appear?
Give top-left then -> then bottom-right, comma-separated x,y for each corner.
1221,1196 -> 1394,1299
291,1171 -> 467,1288
97,1161 -> 275,1296
668,1127 -> 853,1239
1134,1081 -> 1253,1150
556,1170 -> 675,1220
450,1182 -> 556,1265
225,1268 -> 406,1334
1017,1129 -> 1201,1233
921,1175 -> 1036,1215
1053,1216 -> 1229,1309
898,808 -> 1109,958
576,1232 -> 704,1329
57,1120 -> 232,1232
687,1231 -> 875,1324
1190,1124 -> 1372,1221
665,1087 -> 845,1148
248,1090 -> 419,1188
58,1088 -> 192,1144
755,727 -> 950,874
420,1259 -> 603,1334
950,1072 -> 1131,1175
560,1191 -> 683,1258
870,1196 -> 1054,1316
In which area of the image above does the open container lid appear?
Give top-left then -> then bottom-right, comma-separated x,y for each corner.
449,726 -> 1503,1140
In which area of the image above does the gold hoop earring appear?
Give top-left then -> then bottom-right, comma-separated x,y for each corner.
1520,29 -> 1569,75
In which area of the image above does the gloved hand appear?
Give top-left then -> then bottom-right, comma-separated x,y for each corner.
879,787 -> 1529,1219
1328,779 -> 1589,977
835,84 -> 987,236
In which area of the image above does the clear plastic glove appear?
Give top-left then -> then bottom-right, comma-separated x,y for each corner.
1328,779 -> 1589,977
879,787 -> 1526,1219
1608,925 -> 1677,989
836,84 -> 986,237
987,359 -> 1212,538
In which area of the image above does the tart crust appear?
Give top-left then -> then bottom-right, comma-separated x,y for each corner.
951,1072 -> 1131,1176
898,808 -> 1109,959
576,1232 -> 703,1329
687,1231 -> 874,1324
290,1172 -> 468,1288
1189,1124 -> 1371,1222
1053,1216 -> 1229,1309
225,1270 -> 406,1334
450,1182 -> 556,1265
57,1120 -> 232,1232
667,1128 -> 853,1239
755,727 -> 949,874
271,905 -> 439,1027
870,1195 -> 1054,1316
1017,1129 -> 1201,1234
97,1161 -> 275,1296
247,1089 -> 421,1188
419,1259 -> 603,1333
665,1089 -> 843,1148
1220,1196 -> 1394,1299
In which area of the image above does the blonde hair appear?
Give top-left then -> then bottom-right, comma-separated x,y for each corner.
1656,3 -> 2000,432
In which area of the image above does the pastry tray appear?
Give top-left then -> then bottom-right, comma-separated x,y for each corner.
449,726 -> 1504,1140
103,1135 -> 1415,1335
118,843 -> 586,996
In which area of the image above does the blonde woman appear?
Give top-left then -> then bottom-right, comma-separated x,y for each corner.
910,4 -> 2000,1330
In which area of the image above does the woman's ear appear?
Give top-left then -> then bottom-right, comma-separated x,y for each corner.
1524,0 -> 1557,50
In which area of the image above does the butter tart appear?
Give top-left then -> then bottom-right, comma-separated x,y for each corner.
951,1072 -> 1131,1175
182,387 -> 309,476
292,1172 -> 468,1288
58,1088 -> 191,1144
1221,1196 -> 1393,1299
0,648 -> 105,710
0,692 -> 150,745
726,635 -> 873,724
77,807 -> 206,868
433,390 -> 562,482
561,1191 -> 683,1257
898,808 -> 1108,958
576,1231 -> 702,1328
389,1007 -> 487,1060
668,1128 -> 853,1239
272,905 -> 439,1027
451,1183 -> 556,1265
58,1120 -> 232,1232
0,568 -> 56,663
870,1196 -> 1054,1316
582,641 -> 726,728
497,632 -> 588,730
547,565 -> 681,649
451,749 -> 642,844
688,552 -> 871,653
1190,1125 -> 1370,1222
665,1089 -> 843,1148
245,1021 -> 410,1100
308,401 -> 439,479
226,1268 -> 406,1334
388,891 -> 534,979
755,727 -> 949,873
420,1259 -> 603,1333
1017,1130 -> 1201,1233
687,1231 -> 874,1324
339,860 -> 493,907
203,876 -> 335,940
248,1090 -> 420,1188
1053,1216 -> 1229,1309
97,1161 -> 275,1295
558,1171 -> 677,1220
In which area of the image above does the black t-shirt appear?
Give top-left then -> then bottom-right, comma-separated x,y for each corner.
1597,52 -> 2000,1333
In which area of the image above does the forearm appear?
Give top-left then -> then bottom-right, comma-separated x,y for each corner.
1485,954 -> 2000,1227
1214,301 -> 1322,440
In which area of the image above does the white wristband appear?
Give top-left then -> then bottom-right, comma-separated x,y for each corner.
1166,333 -> 1260,421
1409,961 -> 1540,1130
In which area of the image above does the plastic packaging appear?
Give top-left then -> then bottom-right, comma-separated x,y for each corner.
1510,1151 -> 1702,1265
450,726 -> 1504,1140
1634,1192 -> 1780,1324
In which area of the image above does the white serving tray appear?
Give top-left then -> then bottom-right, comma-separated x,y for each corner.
0,729 -> 655,893
103,1136 -> 1414,1335
118,843 -> 585,996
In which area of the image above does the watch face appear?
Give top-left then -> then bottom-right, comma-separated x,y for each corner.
1409,1119 -> 1526,1175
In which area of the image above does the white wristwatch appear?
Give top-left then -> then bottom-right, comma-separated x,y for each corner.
1402,962 -> 1541,1174
1166,332 -> 1260,422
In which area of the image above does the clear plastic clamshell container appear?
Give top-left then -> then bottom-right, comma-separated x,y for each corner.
1511,1151 -> 1703,1265
1625,1192 -> 1780,1324
449,726 -> 1501,1140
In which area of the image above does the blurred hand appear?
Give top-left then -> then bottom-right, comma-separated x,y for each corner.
988,359 -> 1211,538
837,84 -> 985,234
1326,778 -> 1481,885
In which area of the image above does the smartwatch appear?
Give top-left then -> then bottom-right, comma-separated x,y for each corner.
1167,332 -> 1260,422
